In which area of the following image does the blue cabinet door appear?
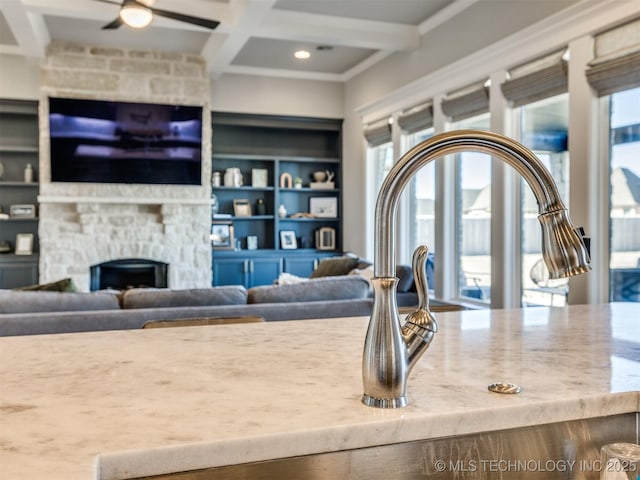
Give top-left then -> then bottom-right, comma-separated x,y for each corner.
212,258 -> 247,287
283,256 -> 318,277
0,257 -> 38,289
249,257 -> 282,287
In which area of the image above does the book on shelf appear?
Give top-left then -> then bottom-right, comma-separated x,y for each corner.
310,182 -> 335,190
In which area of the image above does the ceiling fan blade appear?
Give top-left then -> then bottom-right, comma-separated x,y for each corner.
150,7 -> 220,30
102,17 -> 123,29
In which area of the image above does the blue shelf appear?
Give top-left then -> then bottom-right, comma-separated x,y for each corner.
213,186 -> 275,192
231,215 -> 275,221
279,217 -> 339,222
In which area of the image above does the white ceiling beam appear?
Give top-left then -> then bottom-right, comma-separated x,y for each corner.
418,0 -> 479,35
0,0 -> 49,58
205,0 -> 276,79
256,10 -> 420,51
225,64 -> 344,82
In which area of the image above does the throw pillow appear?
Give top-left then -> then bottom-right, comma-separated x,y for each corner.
309,256 -> 359,278
348,265 -> 374,293
15,277 -> 78,292
276,273 -> 309,285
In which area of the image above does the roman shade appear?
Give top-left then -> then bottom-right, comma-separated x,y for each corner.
363,118 -> 392,147
397,102 -> 433,133
501,49 -> 568,106
586,18 -> 640,96
441,82 -> 489,121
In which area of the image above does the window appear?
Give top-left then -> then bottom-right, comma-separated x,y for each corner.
402,128 -> 435,282
453,113 -> 491,303
608,86 -> 640,303
371,141 -> 394,195
517,93 -> 570,306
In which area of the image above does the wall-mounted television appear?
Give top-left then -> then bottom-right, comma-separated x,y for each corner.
48,97 -> 203,185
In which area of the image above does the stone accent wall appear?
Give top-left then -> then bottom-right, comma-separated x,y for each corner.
38,41 -> 212,291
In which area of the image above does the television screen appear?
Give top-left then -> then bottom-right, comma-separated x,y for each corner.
48,97 -> 203,185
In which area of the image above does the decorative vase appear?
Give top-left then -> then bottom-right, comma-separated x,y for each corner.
312,171 -> 327,182
24,163 -> 34,183
224,168 -> 243,187
278,204 -> 287,218
255,198 -> 266,215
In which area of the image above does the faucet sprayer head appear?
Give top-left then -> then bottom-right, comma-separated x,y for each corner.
539,209 -> 591,279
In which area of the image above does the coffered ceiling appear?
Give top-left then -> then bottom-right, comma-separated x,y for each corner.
0,0 -> 477,81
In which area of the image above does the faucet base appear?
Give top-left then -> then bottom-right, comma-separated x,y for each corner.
362,394 -> 408,409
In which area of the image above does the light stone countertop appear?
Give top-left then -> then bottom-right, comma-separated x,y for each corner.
0,303 -> 638,479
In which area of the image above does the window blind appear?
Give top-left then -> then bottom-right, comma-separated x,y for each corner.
586,18 -> 640,96
363,118 -> 392,147
397,102 -> 433,133
441,82 -> 489,121
501,49 -> 568,106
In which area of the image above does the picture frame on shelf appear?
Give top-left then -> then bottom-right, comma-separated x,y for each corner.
9,204 -> 36,218
309,197 -> 337,218
233,199 -> 252,217
15,233 -> 34,255
315,227 -> 336,250
251,168 -> 268,188
280,230 -> 297,250
211,222 -> 235,250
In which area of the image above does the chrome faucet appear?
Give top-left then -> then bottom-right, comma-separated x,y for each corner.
362,130 -> 591,408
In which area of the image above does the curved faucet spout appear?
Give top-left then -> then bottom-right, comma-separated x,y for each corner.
362,130 -> 591,408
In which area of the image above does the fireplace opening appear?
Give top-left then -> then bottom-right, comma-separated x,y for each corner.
90,258 -> 168,291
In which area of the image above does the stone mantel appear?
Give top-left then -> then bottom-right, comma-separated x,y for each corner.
38,196 -> 212,206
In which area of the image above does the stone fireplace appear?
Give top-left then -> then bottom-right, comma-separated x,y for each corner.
37,42 -> 212,291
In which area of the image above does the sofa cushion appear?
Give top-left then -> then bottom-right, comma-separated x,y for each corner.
247,275 -> 369,304
0,290 -> 120,314
395,264 -> 414,293
121,286 -> 248,309
309,256 -> 359,278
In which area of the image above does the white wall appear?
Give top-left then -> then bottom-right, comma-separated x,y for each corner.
211,73 -> 343,119
0,54 -> 39,100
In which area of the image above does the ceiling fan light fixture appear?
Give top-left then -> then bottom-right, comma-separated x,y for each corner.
120,2 -> 153,29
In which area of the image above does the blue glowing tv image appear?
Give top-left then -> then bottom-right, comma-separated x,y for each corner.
48,97 -> 203,185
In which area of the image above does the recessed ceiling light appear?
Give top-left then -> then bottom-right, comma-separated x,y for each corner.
294,50 -> 311,60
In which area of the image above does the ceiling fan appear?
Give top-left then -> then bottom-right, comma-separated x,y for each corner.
93,0 -> 220,30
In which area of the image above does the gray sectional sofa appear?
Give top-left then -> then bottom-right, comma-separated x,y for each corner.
0,254 -> 433,336
0,275 -> 378,336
